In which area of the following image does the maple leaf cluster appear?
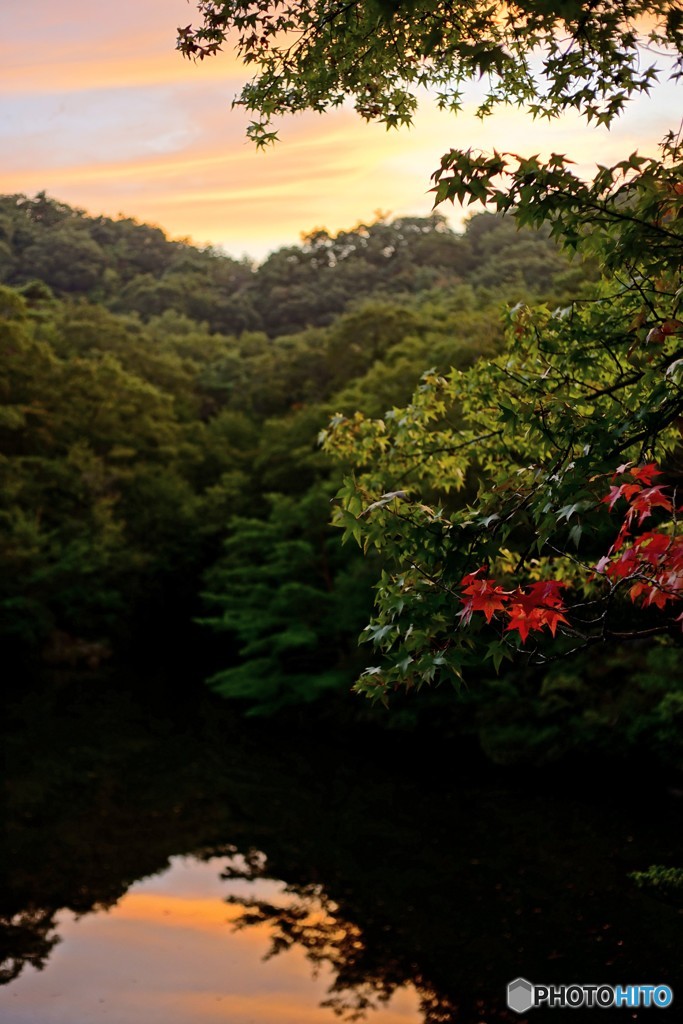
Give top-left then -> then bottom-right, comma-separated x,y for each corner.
597,462 -> 683,617
177,23 -> 222,60
457,463 -> 682,647
458,570 -> 569,643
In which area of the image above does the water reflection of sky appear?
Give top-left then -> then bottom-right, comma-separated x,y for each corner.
0,857 -> 420,1024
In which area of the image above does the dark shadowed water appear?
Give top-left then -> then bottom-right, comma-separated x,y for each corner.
1,672 -> 681,1023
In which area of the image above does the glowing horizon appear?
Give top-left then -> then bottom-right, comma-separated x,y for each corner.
1,0 -> 681,260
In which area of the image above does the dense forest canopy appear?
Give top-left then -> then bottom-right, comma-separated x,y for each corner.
1,190 -> 680,768
0,196 -> 576,659
1,193 -> 573,337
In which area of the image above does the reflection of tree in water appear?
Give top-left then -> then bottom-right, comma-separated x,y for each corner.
0,908 -> 59,984
224,859 -> 463,1023
2,675 -> 682,1022
235,883 -> 386,1020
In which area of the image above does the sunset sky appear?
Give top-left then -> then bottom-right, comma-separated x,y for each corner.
1,0 -> 681,260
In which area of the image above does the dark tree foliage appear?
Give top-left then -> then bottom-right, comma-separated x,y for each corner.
4,191 -> 679,759
1,202 -> 606,726
178,0 -> 682,144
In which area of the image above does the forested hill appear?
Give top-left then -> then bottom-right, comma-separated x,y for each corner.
0,192 -> 581,337
10,192 -> 674,769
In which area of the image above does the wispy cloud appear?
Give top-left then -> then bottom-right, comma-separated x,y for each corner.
1,0 -> 680,258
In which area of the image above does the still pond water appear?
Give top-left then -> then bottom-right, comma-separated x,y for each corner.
1,675 -> 681,1023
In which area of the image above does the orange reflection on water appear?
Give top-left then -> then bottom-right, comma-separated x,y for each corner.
109,891 -> 249,929
0,858 -> 420,1024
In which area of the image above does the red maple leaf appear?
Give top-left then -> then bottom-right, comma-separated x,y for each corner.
629,581 -> 649,602
523,580 -> 568,607
644,586 -> 671,610
606,547 -> 639,579
609,519 -> 633,553
541,607 -> 570,637
630,463 -> 662,485
630,486 -> 673,526
460,577 -> 509,622
460,567 -> 488,587
504,605 -> 537,643
602,483 -> 640,510
505,582 -> 569,641
655,568 -> 683,598
632,531 -> 672,564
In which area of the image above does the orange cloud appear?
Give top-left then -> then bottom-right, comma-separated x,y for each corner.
0,52 -> 244,96
2,93 -> 677,258
0,0 -> 246,94
1,0 -> 680,257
